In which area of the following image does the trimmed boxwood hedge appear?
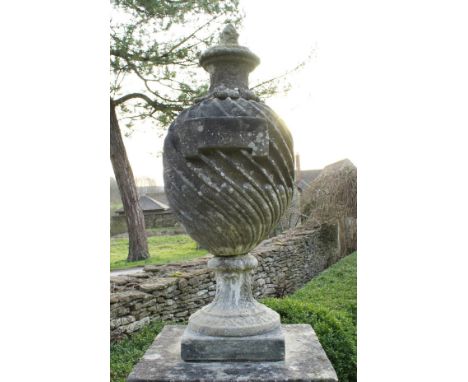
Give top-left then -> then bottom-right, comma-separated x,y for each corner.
263,298 -> 356,382
263,252 -> 357,382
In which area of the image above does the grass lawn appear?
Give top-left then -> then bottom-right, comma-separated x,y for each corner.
111,320 -> 166,382
110,252 -> 357,382
288,252 -> 356,325
110,234 -> 208,270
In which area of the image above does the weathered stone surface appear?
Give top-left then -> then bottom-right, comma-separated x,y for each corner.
142,256 -> 213,276
186,254 -> 281,339
127,325 -> 338,382
139,278 -> 177,292
132,273 -> 150,279
181,326 -> 285,362
112,290 -> 148,303
163,24 -> 295,258
110,316 -> 135,329
143,265 -> 161,273
111,276 -> 132,286
161,24 -> 296,356
122,317 -> 150,334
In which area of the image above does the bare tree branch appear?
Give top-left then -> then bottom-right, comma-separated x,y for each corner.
159,15 -> 220,59
113,93 -> 183,112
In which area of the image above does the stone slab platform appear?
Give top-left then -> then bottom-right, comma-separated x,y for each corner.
181,326 -> 285,361
127,324 -> 338,382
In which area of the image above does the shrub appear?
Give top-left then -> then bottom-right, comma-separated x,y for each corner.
263,252 -> 357,382
263,298 -> 356,382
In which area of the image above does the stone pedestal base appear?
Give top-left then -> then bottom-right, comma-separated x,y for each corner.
127,325 -> 338,382
181,327 -> 285,361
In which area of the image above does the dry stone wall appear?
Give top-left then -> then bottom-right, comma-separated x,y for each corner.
110,222 -> 343,341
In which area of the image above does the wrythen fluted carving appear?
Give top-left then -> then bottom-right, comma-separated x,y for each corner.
164,98 -> 294,256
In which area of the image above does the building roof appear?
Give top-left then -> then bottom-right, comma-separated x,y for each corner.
146,192 -> 169,206
296,169 -> 322,192
116,195 -> 169,215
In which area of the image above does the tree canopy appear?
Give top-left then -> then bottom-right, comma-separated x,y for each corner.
111,0 -> 244,128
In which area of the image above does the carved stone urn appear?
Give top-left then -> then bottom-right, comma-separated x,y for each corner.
163,24 -> 294,361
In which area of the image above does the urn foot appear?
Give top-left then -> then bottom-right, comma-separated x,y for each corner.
181,254 -> 284,361
181,326 -> 285,362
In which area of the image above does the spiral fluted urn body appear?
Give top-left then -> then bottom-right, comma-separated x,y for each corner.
163,25 -> 294,257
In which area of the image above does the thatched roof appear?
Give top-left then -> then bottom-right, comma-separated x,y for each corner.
300,159 -> 357,260
301,159 -> 357,224
296,169 -> 322,192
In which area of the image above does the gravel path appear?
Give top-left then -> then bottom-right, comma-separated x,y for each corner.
110,267 -> 145,276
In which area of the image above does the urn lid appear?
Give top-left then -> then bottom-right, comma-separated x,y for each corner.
199,24 -> 260,74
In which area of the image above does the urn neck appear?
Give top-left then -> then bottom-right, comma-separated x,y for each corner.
207,61 -> 250,91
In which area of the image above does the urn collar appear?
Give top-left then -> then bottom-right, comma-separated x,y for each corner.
197,24 -> 260,101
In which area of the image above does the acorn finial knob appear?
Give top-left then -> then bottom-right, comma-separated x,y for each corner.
219,23 -> 239,45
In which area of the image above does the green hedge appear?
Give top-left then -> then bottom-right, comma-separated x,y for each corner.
263,299 -> 356,382
263,252 -> 357,382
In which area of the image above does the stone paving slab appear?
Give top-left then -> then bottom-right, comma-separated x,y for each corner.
127,324 -> 338,382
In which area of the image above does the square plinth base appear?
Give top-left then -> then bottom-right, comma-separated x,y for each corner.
181,326 -> 285,361
127,324 -> 338,382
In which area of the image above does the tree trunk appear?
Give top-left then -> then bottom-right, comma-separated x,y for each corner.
110,98 -> 149,262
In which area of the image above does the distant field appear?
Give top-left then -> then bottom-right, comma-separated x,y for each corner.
110,234 -> 208,270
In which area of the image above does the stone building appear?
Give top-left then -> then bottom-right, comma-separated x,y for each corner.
111,195 -> 179,236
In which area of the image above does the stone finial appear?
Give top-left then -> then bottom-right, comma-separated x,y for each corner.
219,23 -> 239,46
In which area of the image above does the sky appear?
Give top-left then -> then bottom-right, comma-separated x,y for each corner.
112,0 -> 362,185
